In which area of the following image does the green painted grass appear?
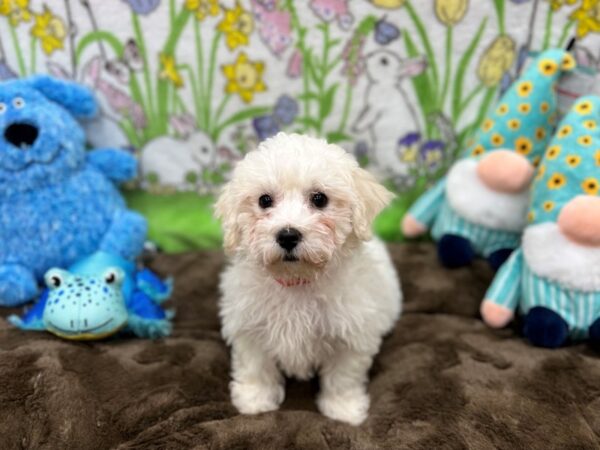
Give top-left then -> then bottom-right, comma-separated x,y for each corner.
125,188 -> 426,253
124,190 -> 222,252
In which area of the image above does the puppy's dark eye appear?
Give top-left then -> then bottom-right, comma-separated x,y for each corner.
258,194 -> 273,209
311,192 -> 328,208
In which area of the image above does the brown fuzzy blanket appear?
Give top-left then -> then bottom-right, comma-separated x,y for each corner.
2,243 -> 600,449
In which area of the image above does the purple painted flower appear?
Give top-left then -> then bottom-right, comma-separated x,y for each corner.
253,115 -> 280,141
0,61 -> 17,80
420,140 -> 445,169
398,132 -> 421,147
273,95 -> 299,125
342,35 -> 366,85
375,18 -> 400,45
509,0 -> 531,3
122,0 -> 160,15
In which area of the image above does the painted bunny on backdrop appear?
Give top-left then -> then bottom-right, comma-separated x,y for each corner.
352,48 -> 427,183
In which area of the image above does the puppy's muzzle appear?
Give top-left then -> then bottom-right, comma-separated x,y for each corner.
276,227 -> 302,252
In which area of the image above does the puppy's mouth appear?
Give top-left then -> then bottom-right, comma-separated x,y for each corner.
283,253 -> 299,262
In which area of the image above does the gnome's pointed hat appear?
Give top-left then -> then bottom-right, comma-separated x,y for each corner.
529,95 -> 600,224
464,48 -> 576,164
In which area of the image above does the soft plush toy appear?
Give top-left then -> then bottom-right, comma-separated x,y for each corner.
402,49 -> 576,270
0,75 -> 147,306
8,251 -> 173,340
481,95 -> 600,348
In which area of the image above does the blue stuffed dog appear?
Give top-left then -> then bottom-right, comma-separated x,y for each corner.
0,75 -> 147,306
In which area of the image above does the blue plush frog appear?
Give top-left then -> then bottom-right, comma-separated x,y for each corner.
0,75 -> 147,306
8,252 -> 173,340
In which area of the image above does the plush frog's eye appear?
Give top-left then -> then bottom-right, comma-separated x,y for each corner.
0,103 -> 6,114
44,269 -> 68,289
103,268 -> 124,286
12,97 -> 25,109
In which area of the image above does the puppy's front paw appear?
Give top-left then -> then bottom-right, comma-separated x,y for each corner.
317,390 -> 370,426
230,380 -> 285,415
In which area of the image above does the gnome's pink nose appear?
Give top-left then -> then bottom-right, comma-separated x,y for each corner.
558,196 -> 600,247
477,150 -> 535,193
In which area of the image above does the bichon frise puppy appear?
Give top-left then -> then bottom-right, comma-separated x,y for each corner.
215,133 -> 402,425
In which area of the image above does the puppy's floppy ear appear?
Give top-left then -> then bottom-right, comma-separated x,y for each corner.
214,182 -> 242,255
27,75 -> 98,119
352,166 -> 395,241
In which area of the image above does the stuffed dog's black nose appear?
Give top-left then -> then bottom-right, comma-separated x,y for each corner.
276,228 -> 302,251
4,122 -> 39,149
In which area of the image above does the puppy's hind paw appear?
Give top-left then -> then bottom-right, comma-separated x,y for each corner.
230,380 -> 285,415
317,390 -> 370,426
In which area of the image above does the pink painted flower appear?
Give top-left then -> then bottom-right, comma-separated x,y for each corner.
251,0 -> 292,56
286,49 -> 302,78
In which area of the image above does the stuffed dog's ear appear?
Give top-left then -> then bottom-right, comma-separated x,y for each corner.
27,75 -> 98,119
352,166 -> 395,241
214,182 -> 242,255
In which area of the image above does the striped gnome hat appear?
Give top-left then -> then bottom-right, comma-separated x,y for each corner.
464,48 -> 576,165
528,95 -> 600,224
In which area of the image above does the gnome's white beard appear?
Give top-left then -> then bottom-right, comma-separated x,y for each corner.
445,158 -> 530,232
523,222 -> 600,292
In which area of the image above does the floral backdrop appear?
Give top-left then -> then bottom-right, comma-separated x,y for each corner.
1,0 -> 599,251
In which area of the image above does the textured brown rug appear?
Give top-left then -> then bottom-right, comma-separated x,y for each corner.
2,243 -> 600,449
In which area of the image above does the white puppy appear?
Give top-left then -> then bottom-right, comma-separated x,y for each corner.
215,133 -> 402,425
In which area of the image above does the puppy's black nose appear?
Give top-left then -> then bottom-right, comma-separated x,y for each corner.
4,122 -> 39,149
276,228 -> 302,251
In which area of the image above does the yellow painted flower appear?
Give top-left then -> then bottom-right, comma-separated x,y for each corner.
595,149 -> 600,165
566,155 -> 581,167
575,99 -> 594,115
517,81 -> 533,97
582,177 -> 600,195
30,6 -> 66,55
217,1 -> 254,51
222,52 -> 266,103
518,103 -> 531,114
570,0 -> 600,38
548,173 -> 567,190
546,145 -> 561,159
540,101 -> 550,113
578,134 -> 593,146
477,36 -> 516,87
471,144 -> 485,157
543,201 -> 555,212
159,53 -> 184,88
507,118 -> 521,130
532,155 -> 541,167
0,0 -> 30,25
538,58 -> 558,76
557,124 -> 573,138
434,0 -> 468,26
370,0 -> 406,9
515,136 -> 533,155
482,119 -> 494,132
550,0 -> 578,11
527,211 -> 535,222
491,133 -> 504,146
185,0 -> 220,21
584,119 -> 597,129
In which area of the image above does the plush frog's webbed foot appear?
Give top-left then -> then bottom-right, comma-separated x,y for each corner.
437,234 -> 474,269
127,314 -> 172,339
523,307 -> 569,348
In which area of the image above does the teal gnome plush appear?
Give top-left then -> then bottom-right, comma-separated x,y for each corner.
481,95 -> 600,348
402,49 -> 576,270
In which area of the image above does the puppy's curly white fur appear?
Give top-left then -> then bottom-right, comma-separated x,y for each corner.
215,133 -> 402,425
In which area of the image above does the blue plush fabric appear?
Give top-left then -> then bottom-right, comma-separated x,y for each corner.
0,75 -> 147,306
8,251 -> 173,340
